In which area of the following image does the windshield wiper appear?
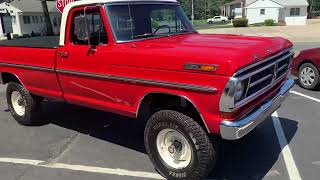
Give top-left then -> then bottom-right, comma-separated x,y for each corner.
132,33 -> 168,39
176,29 -> 195,34
132,33 -> 157,39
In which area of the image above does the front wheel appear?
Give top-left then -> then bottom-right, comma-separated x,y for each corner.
144,110 -> 218,180
6,82 -> 43,126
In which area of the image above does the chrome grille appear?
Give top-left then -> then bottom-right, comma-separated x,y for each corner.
235,49 -> 294,106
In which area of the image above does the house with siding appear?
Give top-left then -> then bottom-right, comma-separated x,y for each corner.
221,0 -> 309,25
245,0 -> 309,25
0,0 -> 61,38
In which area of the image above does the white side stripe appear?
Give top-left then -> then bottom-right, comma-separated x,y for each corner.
0,158 -> 164,179
290,91 -> 320,103
272,112 -> 301,180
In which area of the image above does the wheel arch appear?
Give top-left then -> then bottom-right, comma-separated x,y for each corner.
298,60 -> 318,72
0,72 -> 24,85
136,91 -> 210,133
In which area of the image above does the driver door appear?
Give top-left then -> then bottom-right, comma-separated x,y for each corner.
56,6 -> 119,113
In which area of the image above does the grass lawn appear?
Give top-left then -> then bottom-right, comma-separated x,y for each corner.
193,19 -> 284,30
193,19 -> 233,30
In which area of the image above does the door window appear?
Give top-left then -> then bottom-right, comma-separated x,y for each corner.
70,8 -> 108,45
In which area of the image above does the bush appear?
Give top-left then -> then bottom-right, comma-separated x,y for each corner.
12,34 -> 19,39
264,19 -> 275,26
232,18 -> 248,27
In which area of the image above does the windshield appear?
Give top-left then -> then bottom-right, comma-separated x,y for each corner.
105,3 -> 195,42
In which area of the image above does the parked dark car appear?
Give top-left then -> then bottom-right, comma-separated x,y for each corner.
292,48 -> 320,90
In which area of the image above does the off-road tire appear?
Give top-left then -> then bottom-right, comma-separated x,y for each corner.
6,82 -> 42,126
144,110 -> 217,180
298,63 -> 320,90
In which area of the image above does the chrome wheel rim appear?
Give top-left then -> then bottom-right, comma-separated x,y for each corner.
156,128 -> 192,169
11,91 -> 26,116
300,67 -> 316,87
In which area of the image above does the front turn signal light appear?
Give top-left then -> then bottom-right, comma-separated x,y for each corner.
199,65 -> 217,72
184,64 -> 218,72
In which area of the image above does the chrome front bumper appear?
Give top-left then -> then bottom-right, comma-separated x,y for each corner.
220,79 -> 294,140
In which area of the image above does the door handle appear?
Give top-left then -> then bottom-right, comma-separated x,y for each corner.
60,52 -> 69,58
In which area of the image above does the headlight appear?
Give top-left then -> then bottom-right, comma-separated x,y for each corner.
219,77 -> 248,112
234,81 -> 245,101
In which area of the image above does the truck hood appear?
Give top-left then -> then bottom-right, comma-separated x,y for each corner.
117,33 -> 293,76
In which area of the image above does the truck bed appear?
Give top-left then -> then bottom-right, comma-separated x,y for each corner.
0,41 -> 61,99
0,36 -> 59,48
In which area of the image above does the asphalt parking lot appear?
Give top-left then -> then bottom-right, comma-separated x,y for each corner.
1,80 -> 320,180
1,45 -> 320,180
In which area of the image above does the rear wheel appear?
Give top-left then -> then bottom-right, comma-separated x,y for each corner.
144,110 -> 218,180
6,82 -> 43,126
222,20 -> 226,23
298,63 -> 320,90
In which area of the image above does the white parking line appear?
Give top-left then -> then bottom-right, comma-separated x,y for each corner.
290,91 -> 320,103
312,161 -> 320,168
0,157 -> 164,179
272,112 -> 301,180
0,158 -> 42,165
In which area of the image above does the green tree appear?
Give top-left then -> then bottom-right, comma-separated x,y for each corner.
41,0 -> 54,36
311,0 -> 320,11
307,0 -> 320,17
179,0 -> 233,20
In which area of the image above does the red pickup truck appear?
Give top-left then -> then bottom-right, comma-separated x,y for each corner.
0,0 -> 294,179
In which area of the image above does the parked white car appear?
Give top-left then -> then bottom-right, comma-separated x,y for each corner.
207,16 -> 228,24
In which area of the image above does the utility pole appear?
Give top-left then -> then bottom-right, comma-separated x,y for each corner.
191,0 -> 194,24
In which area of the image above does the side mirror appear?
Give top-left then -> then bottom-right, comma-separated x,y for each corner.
74,15 -> 89,41
74,7 -> 99,54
